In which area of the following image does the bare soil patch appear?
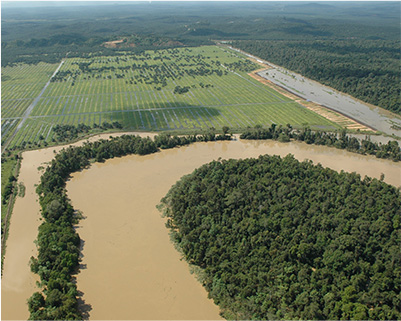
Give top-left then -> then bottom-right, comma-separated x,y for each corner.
102,39 -> 125,48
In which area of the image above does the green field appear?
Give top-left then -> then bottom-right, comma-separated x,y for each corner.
2,46 -> 340,150
1,62 -> 59,147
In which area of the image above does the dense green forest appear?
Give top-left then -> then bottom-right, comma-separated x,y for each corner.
4,2 -> 398,43
28,131 -> 231,319
159,155 -> 401,320
1,34 -> 206,67
232,40 -> 400,114
2,1 -> 399,68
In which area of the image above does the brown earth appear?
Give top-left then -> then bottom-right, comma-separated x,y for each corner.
102,39 -> 125,48
166,40 -> 185,47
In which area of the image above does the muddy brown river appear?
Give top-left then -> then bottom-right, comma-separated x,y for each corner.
2,135 -> 400,320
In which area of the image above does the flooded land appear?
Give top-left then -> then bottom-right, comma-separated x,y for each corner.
1,133 -> 149,320
2,135 -> 400,320
1,149 -> 44,320
66,139 -> 400,319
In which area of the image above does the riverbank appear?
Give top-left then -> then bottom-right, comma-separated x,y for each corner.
1,131 -> 155,320
66,138 -> 399,319
2,133 -> 400,320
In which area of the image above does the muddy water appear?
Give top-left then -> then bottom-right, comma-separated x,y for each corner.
67,139 -> 400,320
2,135 -> 400,320
1,132 -> 154,321
1,149 -> 45,320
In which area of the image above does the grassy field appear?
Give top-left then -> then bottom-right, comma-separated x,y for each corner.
2,46 -> 341,150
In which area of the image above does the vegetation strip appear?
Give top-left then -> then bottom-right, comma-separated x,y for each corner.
1,152 -> 22,271
28,130 -> 231,320
240,124 -> 400,162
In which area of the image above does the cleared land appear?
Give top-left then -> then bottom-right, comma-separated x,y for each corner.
2,46 -> 341,150
248,69 -> 373,132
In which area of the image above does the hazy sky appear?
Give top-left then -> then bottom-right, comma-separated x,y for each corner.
2,0 -> 368,8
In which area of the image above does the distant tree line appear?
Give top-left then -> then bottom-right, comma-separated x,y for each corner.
232,40 -> 401,114
3,1 -> 399,67
28,130 -> 231,319
159,154 -> 401,320
240,124 -> 401,162
1,34 -> 210,67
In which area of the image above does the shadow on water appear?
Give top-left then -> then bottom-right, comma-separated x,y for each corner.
78,239 -> 86,269
77,290 -> 92,320
73,238 -> 92,319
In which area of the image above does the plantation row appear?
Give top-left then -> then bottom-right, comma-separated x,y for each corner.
1,119 -> 20,148
49,47 -> 250,85
32,52 -> 281,117
2,99 -> 33,119
1,62 -> 59,118
52,46 -> 253,80
31,79 -> 287,117
2,46 -> 342,150
5,102 -> 338,150
40,47 -> 263,95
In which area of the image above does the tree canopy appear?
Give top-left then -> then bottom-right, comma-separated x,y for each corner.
159,155 -> 401,320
